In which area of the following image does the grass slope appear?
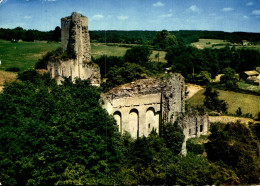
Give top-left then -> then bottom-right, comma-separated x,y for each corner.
188,89 -> 260,118
0,41 -> 60,71
91,43 -> 129,58
0,41 -> 167,72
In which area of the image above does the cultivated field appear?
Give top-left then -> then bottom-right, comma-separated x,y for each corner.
188,89 -> 260,118
191,39 -> 260,51
191,39 -> 231,49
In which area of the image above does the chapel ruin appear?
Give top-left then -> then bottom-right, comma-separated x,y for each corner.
46,12 -> 210,154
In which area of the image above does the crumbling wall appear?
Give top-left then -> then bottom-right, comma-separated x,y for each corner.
47,12 -> 100,86
177,109 -> 210,155
161,74 -> 185,124
102,74 -> 186,138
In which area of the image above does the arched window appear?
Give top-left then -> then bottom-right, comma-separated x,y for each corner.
146,107 -> 159,135
129,109 -> 139,138
113,111 -> 122,133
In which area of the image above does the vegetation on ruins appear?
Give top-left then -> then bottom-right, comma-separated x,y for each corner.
1,71 -> 259,184
35,47 -> 76,69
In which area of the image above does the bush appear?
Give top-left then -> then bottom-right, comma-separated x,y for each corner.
35,47 -> 76,69
236,107 -> 242,116
203,86 -> 228,113
5,67 -> 20,72
186,140 -> 204,154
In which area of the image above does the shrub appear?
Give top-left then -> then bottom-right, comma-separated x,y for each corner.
186,140 -> 204,154
5,67 -> 20,72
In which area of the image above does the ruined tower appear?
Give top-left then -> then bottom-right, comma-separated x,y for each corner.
47,12 -> 100,86
61,12 -> 91,63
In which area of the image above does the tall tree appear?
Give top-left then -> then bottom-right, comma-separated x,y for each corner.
153,30 -> 178,50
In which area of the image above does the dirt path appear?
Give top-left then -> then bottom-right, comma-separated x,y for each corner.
209,116 -> 256,125
186,83 -> 203,99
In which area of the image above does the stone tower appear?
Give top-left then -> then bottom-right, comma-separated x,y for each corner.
47,12 -> 100,86
61,12 -> 91,63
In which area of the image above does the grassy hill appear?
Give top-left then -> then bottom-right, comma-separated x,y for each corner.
188,88 -> 260,118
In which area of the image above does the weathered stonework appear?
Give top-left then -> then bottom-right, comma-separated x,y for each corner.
102,74 -> 209,154
102,74 -> 189,138
47,12 -> 100,86
177,109 -> 210,155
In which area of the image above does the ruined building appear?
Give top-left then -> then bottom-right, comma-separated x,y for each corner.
47,12 -> 209,154
102,76 -> 209,154
47,12 -> 100,86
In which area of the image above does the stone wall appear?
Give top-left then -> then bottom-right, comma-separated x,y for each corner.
47,12 -> 100,86
177,109 -> 210,155
102,74 -> 186,138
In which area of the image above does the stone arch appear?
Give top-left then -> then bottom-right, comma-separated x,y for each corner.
129,109 -> 139,138
113,111 -> 122,133
146,107 -> 159,135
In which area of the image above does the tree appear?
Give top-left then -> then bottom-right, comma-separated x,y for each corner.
153,30 -> 178,50
203,86 -> 228,113
124,45 -> 152,65
103,62 -> 147,91
220,67 -> 239,89
52,26 -> 61,42
166,154 -> 239,185
236,107 -> 242,116
205,122 -> 260,184
0,72 -> 123,185
194,71 -> 211,85
24,30 -> 35,41
93,55 -> 124,78
162,122 -> 185,155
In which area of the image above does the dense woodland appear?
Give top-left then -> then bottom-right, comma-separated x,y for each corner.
1,28 -> 260,184
1,26 -> 260,45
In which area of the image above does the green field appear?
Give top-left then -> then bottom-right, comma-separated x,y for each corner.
0,41 -> 60,71
0,40 -> 167,71
191,39 -> 260,51
91,43 -> 129,59
188,89 -> 260,117
191,39 -> 231,49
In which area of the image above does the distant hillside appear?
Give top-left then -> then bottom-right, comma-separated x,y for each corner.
0,27 -> 260,45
